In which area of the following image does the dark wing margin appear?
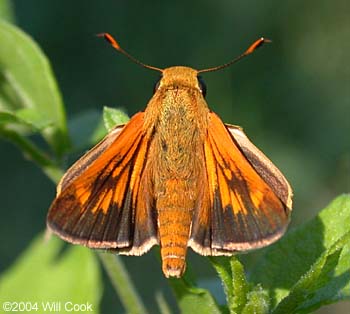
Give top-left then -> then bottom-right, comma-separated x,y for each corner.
226,123 -> 292,209
189,112 -> 292,256
47,112 -> 158,255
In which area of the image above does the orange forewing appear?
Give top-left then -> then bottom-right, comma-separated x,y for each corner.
47,112 -> 158,254
189,112 -> 291,255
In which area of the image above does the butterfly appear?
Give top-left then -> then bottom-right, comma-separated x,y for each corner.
47,33 -> 292,278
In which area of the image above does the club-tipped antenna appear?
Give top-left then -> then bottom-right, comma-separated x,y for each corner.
198,37 -> 271,74
97,33 -> 163,73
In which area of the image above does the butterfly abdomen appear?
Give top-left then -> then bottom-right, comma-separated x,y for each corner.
156,181 -> 194,277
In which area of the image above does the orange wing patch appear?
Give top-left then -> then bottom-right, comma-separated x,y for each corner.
47,112 -> 158,254
189,112 -> 291,255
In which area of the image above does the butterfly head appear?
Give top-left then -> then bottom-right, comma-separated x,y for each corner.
152,66 -> 206,97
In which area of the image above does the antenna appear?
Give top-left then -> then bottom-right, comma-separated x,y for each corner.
198,37 -> 271,74
97,33 -> 163,73
98,33 -> 271,74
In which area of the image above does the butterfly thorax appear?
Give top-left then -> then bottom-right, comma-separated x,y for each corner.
144,67 -> 210,277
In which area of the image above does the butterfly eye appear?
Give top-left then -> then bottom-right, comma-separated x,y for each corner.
197,76 -> 207,97
153,76 -> 161,94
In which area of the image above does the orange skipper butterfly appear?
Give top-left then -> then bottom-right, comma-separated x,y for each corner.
47,34 -> 292,278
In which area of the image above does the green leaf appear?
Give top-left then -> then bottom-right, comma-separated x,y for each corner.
67,106 -> 129,154
0,234 -> 102,314
16,108 -> 53,130
0,20 -> 69,156
68,109 -> 103,150
0,0 -> 15,23
0,111 -> 27,127
241,286 -> 269,314
103,106 -> 129,131
250,194 -> 350,311
170,276 -> 223,314
90,106 -> 130,146
210,256 -> 249,314
210,257 -> 234,309
272,231 -> 350,314
0,108 -> 52,132
210,257 -> 269,314
90,118 -> 107,145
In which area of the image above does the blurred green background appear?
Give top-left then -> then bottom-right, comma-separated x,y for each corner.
0,0 -> 349,313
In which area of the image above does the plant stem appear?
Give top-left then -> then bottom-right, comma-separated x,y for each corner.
230,257 -> 248,313
155,291 -> 173,314
0,128 -> 63,182
98,252 -> 148,314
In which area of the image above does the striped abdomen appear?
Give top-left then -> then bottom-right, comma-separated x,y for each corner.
156,180 -> 195,277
